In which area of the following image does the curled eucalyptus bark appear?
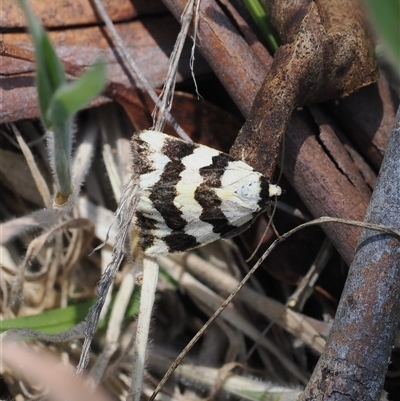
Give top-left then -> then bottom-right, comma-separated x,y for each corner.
232,0 -> 378,178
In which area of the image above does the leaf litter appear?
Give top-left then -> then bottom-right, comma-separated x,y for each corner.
0,1 -> 398,401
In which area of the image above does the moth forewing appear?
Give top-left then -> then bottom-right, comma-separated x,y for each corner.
131,130 -> 281,256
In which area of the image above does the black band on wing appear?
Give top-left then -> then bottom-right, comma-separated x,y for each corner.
131,135 -> 156,175
149,138 -> 200,252
149,139 -> 196,231
194,153 -> 238,235
135,211 -> 157,251
164,232 -> 199,253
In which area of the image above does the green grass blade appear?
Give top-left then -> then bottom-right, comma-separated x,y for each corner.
0,299 -> 94,335
0,291 -> 140,335
242,0 -> 280,52
47,60 -> 107,126
18,0 -> 66,129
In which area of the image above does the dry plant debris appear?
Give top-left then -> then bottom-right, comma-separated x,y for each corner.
0,0 -> 399,400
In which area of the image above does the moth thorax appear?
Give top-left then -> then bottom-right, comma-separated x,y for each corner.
236,181 -> 262,202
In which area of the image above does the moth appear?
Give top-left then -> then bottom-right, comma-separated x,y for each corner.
131,130 -> 281,256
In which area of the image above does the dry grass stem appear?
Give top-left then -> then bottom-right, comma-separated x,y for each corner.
99,112 -> 124,200
78,198 -> 117,245
0,149 -> 47,206
11,123 -> 51,207
287,238 -> 334,311
160,255 -> 308,384
89,270 -> 135,388
0,209 -> 63,244
153,0 -> 196,135
150,352 -> 302,401
276,200 -> 312,221
77,179 -> 139,373
98,106 -> 133,184
179,253 -> 326,352
71,119 -> 98,197
129,257 -> 158,401
98,245 -> 114,323
10,218 -> 94,308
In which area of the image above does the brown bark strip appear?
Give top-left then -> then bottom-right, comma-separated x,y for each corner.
301,106 -> 400,401
161,0 -> 268,118
283,110 -> 369,262
1,0 -> 167,28
0,15 -> 210,123
0,41 -> 35,62
333,77 -> 399,170
308,105 -> 375,197
0,42 -> 237,151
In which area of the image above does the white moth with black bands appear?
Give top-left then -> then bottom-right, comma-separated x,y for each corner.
131,130 -> 282,256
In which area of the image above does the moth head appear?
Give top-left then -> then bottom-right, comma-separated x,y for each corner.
257,176 -> 282,210
268,184 -> 282,197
